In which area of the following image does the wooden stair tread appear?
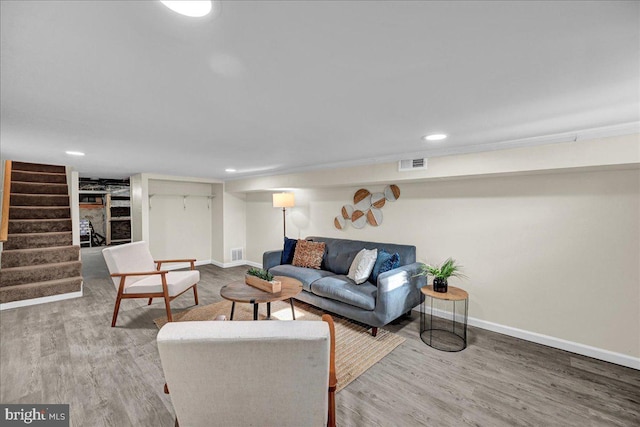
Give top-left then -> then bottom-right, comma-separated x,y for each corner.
11,170 -> 66,176
9,219 -> 71,223
10,193 -> 69,196
0,276 -> 83,303
1,260 -> 81,272
11,180 -> 67,186
7,231 -> 72,236
9,205 -> 70,208
0,276 -> 83,287
0,245 -> 80,254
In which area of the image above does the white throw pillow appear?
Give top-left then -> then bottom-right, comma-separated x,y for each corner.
347,248 -> 378,284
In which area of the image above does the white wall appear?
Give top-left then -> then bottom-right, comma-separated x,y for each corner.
148,180 -> 215,262
227,134 -> 639,193
67,170 -> 79,246
245,168 -> 640,361
222,190 -> 247,264
130,174 -> 223,264
210,183 -> 224,263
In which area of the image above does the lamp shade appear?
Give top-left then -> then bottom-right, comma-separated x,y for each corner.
273,192 -> 295,208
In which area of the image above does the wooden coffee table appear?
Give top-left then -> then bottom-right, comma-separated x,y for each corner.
220,276 -> 303,320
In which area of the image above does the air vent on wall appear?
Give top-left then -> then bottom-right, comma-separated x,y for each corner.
398,158 -> 427,172
231,248 -> 244,261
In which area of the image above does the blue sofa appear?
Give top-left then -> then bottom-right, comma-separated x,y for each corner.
263,236 -> 425,336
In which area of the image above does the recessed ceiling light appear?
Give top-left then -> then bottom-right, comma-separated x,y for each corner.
65,151 -> 85,156
160,0 -> 212,17
423,134 -> 448,141
225,168 -> 236,173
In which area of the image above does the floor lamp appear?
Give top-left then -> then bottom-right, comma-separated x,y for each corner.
273,192 -> 295,239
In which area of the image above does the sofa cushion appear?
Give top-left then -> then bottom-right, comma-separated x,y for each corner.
310,275 -> 377,311
370,250 -> 401,283
323,250 -> 359,275
347,248 -> 377,284
292,240 -> 326,269
307,236 -> 416,266
269,264 -> 334,292
281,237 -> 297,264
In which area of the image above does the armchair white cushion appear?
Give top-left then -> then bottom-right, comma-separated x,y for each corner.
123,271 -> 197,295
102,241 -> 200,326
157,320 -> 332,427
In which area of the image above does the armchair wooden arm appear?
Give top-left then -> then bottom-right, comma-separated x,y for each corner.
322,314 -> 336,427
111,270 -> 169,278
155,259 -> 197,270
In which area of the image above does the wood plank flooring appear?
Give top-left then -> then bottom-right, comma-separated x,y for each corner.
1,247 -> 638,426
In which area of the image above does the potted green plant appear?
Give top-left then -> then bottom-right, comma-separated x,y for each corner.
245,267 -> 281,293
416,258 -> 466,293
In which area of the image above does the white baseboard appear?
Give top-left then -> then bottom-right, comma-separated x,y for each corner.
0,284 -> 84,311
161,259 -> 212,271
415,306 -> 640,370
210,259 -> 262,269
245,260 -> 262,268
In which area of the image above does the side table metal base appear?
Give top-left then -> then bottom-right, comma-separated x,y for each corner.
420,286 -> 468,352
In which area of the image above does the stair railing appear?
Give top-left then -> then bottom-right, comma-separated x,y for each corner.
0,160 -> 11,242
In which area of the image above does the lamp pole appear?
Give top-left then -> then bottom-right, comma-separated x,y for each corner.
282,207 -> 286,239
273,192 -> 294,241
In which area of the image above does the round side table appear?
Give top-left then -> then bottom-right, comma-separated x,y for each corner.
420,285 -> 469,352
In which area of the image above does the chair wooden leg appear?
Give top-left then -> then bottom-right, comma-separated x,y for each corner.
192,284 -> 199,305
371,327 -> 378,337
164,295 -> 173,322
322,314 -> 337,427
328,389 -> 336,427
111,294 -> 123,327
148,298 -> 153,305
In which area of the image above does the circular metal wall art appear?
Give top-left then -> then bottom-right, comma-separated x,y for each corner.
367,208 -> 383,226
351,210 -> 367,229
371,192 -> 386,209
341,204 -> 354,220
334,215 -> 346,230
354,189 -> 370,204
354,188 -> 372,211
384,184 -> 401,201
354,195 -> 371,211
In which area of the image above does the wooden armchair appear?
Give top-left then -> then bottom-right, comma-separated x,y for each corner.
158,316 -> 337,427
102,241 -> 199,327
323,314 -> 337,427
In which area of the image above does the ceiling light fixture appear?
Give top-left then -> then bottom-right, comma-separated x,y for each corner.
160,0 -> 212,17
423,134 -> 448,141
225,168 -> 236,173
65,151 -> 85,156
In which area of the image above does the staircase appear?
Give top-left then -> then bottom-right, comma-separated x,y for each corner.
0,161 -> 82,304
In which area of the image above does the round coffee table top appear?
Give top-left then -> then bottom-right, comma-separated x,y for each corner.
220,276 -> 303,304
421,285 -> 468,301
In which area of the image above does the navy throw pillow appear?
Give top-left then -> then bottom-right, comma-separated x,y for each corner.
370,250 -> 400,283
281,237 -> 298,264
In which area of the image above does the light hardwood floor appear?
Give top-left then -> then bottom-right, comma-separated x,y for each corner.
1,247 -> 638,426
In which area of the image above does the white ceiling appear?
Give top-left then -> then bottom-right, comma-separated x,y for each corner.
1,0 -> 638,180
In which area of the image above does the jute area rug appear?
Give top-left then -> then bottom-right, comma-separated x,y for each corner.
154,299 -> 405,392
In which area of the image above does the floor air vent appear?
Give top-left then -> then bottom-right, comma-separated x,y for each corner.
231,248 -> 244,261
398,158 -> 428,172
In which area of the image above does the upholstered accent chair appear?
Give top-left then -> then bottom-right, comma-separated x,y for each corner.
157,315 -> 337,427
102,241 -> 199,327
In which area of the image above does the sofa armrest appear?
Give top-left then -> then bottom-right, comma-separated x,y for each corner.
263,250 -> 283,271
375,262 -> 426,317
